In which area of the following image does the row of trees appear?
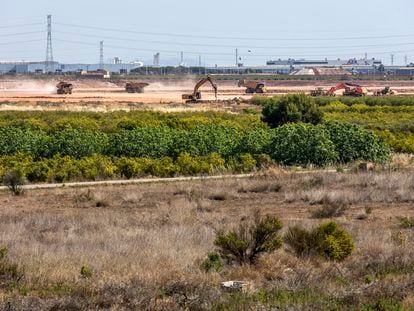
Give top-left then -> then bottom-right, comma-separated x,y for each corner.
0,122 -> 390,166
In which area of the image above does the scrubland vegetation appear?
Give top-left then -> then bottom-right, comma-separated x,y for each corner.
0,96 -> 393,184
254,95 -> 414,154
0,94 -> 413,310
1,172 -> 414,310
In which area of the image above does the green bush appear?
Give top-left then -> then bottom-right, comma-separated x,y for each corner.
108,127 -> 173,158
49,129 -> 108,159
176,153 -> 210,175
77,155 -> 117,180
285,221 -> 354,261
202,251 -> 222,272
150,157 -> 178,177
0,126 -> 48,158
80,265 -> 93,279
47,155 -> 80,183
115,157 -> 152,179
324,121 -> 391,163
269,124 -> 338,166
227,154 -> 257,173
398,216 -> 414,229
171,125 -> 242,158
261,94 -> 323,128
214,214 -> 283,265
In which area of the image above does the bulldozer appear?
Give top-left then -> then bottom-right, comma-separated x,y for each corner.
56,81 -> 73,95
182,76 -> 217,103
310,87 -> 328,96
238,80 -> 266,94
125,82 -> 150,93
374,86 -> 396,96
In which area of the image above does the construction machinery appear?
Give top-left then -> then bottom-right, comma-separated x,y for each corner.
182,76 -> 217,102
374,86 -> 396,96
310,87 -> 328,96
125,82 -> 150,93
238,80 -> 266,94
326,83 -> 367,97
56,81 -> 73,94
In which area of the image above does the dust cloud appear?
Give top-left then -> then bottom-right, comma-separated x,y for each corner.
0,80 -> 56,94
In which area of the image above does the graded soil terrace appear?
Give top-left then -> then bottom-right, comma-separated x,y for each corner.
1,78 -> 414,112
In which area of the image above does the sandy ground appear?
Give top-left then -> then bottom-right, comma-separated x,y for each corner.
1,78 -> 414,112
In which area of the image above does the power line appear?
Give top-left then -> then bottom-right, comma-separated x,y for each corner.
0,31 -> 45,38
0,22 -> 43,29
53,38 -> 414,58
0,39 -> 44,46
52,30 -> 414,50
54,22 -> 414,41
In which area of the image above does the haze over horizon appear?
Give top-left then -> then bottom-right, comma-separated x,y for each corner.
1,0 -> 413,66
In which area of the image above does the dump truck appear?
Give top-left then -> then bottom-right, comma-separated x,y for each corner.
238,80 -> 266,94
56,82 -> 73,95
374,86 -> 396,96
182,76 -> 217,103
125,82 -> 150,93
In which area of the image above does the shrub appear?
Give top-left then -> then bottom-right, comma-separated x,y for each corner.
214,214 -> 283,265
0,126 -> 48,158
49,129 -> 108,159
238,129 -> 273,155
314,222 -> 354,260
176,153 -> 210,175
227,154 -> 257,173
171,125 -> 242,158
202,252 -> 222,272
77,155 -> 117,180
324,121 -> 391,164
269,124 -> 338,166
261,94 -> 323,128
285,221 -> 354,261
47,155 -> 80,183
312,203 -> 348,219
115,157 -> 152,179
26,161 -> 50,182
80,265 -> 93,279
108,127 -> 173,158
398,216 -> 414,229
0,246 -> 22,288
150,157 -> 178,177
3,170 -> 24,195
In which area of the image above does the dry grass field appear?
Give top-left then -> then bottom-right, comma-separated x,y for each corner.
0,170 -> 414,310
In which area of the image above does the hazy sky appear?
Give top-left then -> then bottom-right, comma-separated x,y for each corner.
1,0 -> 413,66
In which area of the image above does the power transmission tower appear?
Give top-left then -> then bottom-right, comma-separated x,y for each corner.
405,55 -> 408,66
235,48 -> 238,66
391,54 -> 394,66
153,53 -> 160,67
99,41 -> 104,70
180,51 -> 184,66
45,15 -> 54,73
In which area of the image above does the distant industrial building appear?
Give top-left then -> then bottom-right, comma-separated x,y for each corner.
1,58 -> 414,76
0,61 -> 142,75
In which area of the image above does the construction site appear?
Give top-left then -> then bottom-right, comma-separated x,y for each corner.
1,3 -> 414,310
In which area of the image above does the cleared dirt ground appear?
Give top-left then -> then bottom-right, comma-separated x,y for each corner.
1,78 -> 414,112
0,171 -> 414,309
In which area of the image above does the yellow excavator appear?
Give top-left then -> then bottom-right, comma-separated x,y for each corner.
182,76 -> 218,103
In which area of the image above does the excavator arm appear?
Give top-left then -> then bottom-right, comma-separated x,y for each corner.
182,76 -> 217,102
